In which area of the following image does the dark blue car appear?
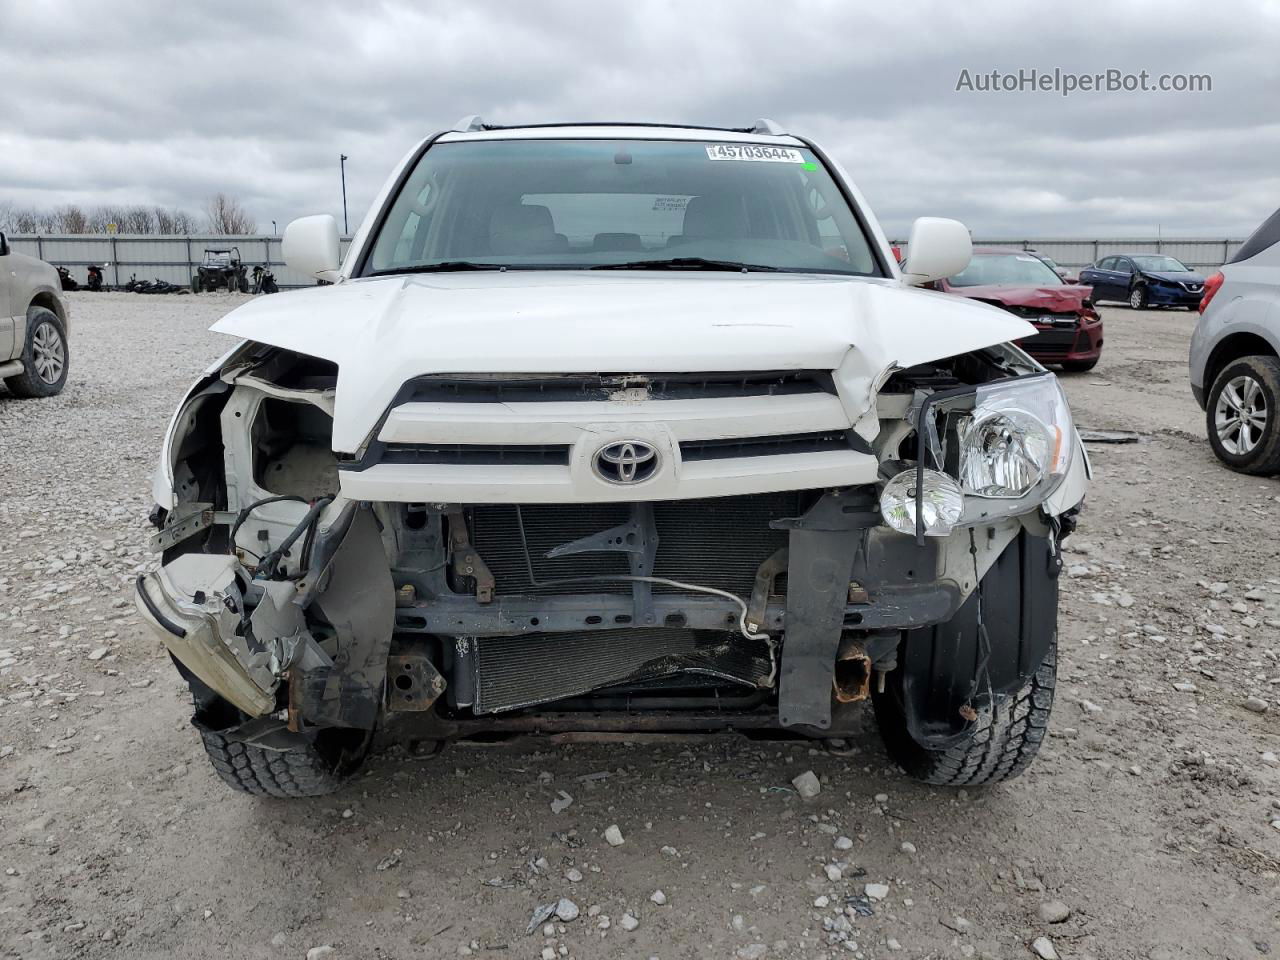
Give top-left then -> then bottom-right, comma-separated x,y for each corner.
1078,254 -> 1205,309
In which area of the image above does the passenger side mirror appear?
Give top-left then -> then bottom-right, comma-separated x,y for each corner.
899,217 -> 972,286
283,215 -> 341,281
0,231 -> 9,257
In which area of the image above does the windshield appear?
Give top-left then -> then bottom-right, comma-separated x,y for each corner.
363,139 -> 880,276
947,253 -> 1063,287
1130,255 -> 1190,272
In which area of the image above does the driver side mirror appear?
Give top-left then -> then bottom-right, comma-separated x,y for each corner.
899,217 -> 971,286
0,231 -> 10,257
283,215 -> 341,282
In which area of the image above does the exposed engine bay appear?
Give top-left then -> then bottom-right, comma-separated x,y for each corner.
137,340 -> 1080,756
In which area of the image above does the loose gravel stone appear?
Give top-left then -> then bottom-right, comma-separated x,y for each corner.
1038,900 -> 1071,923
604,824 -> 625,846
791,770 -> 822,799
1031,936 -> 1059,959
1244,697 -> 1269,713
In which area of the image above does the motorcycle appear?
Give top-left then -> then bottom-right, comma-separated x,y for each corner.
251,265 -> 279,295
56,266 -> 79,291
86,264 -> 105,292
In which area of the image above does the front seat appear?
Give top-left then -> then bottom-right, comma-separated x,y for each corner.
672,195 -> 749,245
489,204 -> 569,256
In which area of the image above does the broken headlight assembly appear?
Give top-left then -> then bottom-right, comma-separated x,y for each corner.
882,373 -> 1075,539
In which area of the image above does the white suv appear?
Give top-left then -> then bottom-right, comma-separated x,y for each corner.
135,119 -> 1089,797
0,231 -> 70,398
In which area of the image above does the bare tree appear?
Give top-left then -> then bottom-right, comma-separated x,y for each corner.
204,193 -> 255,235
0,200 -> 14,232
56,204 -> 89,233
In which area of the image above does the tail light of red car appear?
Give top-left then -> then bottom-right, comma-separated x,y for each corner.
1199,271 -> 1224,313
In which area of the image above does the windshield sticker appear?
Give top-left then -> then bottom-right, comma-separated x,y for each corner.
652,196 -> 689,212
705,144 -> 805,163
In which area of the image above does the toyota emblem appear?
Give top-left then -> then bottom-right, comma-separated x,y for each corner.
593,439 -> 659,484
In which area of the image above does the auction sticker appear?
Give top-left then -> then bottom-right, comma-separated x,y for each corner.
705,144 -> 805,163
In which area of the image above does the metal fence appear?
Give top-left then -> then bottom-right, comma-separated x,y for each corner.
888,237 -> 1245,271
7,233 -> 1246,288
5,234 -> 355,290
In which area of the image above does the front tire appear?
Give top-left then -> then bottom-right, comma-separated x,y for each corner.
1129,284 -> 1147,309
197,721 -> 371,798
1205,356 -> 1280,475
4,308 -> 69,398
874,642 -> 1056,786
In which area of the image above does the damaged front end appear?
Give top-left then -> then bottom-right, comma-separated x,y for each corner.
138,336 -> 1086,780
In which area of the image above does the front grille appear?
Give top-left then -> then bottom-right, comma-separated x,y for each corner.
381,443 -> 571,465
680,431 -> 851,462
402,371 -> 836,403
469,492 -> 802,597
1023,328 -> 1078,352
1000,305 -> 1078,321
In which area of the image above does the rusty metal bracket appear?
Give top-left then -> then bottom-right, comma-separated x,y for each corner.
447,509 -> 495,604
151,502 -> 228,552
386,653 -> 447,712
745,548 -> 788,632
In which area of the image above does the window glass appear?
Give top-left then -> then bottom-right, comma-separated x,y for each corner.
365,139 -> 880,275
947,253 -> 1063,287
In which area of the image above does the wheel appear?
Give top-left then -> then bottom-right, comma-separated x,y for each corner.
872,531 -> 1057,786
192,274 -> 201,293
238,276 -> 250,293
1060,357 -> 1099,373
1128,284 -> 1147,309
196,721 -> 371,798
1205,356 -> 1280,475
4,308 -> 69,398
874,641 -> 1056,786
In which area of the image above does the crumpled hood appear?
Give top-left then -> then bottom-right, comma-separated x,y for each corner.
948,284 -> 1092,312
211,272 -> 1033,452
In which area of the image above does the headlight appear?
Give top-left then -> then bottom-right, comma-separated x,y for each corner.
879,468 -> 963,537
898,373 -> 1075,535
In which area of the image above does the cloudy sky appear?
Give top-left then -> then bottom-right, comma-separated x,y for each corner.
2,0 -> 1278,239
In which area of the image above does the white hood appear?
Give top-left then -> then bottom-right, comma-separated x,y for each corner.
212,272 -> 1033,452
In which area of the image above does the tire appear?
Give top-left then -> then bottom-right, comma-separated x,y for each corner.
1205,356 -> 1280,475
4,308 -> 69,399
238,276 -> 250,293
872,530 -> 1058,786
192,275 -> 201,293
874,641 -> 1055,786
1128,284 -> 1147,309
197,723 -> 371,798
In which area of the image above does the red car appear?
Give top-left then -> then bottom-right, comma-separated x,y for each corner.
932,248 -> 1104,372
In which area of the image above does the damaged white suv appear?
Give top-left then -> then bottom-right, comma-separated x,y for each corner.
136,119 -> 1088,797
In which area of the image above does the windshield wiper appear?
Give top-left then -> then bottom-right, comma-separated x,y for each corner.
369,261 -> 512,276
589,256 -> 780,273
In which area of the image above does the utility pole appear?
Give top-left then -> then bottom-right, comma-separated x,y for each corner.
340,155 -> 349,235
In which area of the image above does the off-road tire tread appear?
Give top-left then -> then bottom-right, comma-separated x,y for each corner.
1206,356 -> 1280,475
198,727 -> 346,798
882,642 -> 1057,787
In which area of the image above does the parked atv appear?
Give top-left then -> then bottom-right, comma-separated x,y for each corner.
251,264 -> 279,295
193,248 -> 249,293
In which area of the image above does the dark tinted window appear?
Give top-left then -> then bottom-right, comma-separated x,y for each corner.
1229,206 -> 1280,264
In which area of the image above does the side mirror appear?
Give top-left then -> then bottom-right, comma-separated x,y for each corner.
283,215 -> 341,281
899,217 -> 971,286
0,231 -> 9,257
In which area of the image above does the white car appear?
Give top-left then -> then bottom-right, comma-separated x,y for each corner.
1189,205 -> 1280,474
0,231 -> 70,398
135,119 -> 1089,797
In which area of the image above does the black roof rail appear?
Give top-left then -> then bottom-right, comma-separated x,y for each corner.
446,119 -> 789,135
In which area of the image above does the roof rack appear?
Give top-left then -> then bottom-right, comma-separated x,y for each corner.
447,117 -> 788,136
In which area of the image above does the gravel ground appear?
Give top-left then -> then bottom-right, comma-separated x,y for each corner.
1,291 -> 1278,960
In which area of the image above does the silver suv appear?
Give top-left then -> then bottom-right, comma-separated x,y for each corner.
1190,207 -> 1280,474
0,231 -> 71,398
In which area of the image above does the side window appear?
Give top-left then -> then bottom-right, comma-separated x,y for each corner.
1098,257 -> 1115,270
1114,257 -> 1132,275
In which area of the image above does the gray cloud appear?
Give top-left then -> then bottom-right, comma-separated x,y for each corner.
1,0 -> 1277,238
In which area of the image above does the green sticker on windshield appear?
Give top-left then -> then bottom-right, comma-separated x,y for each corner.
802,162 -> 818,170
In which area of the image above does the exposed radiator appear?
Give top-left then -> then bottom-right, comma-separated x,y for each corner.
472,628 -> 773,714
468,492 -> 801,598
